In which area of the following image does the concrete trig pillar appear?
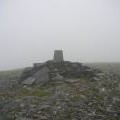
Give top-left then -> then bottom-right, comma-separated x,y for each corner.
54,50 -> 64,62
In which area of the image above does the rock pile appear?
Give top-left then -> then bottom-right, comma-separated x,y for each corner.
1,71 -> 120,120
20,60 -> 94,86
20,50 -> 98,86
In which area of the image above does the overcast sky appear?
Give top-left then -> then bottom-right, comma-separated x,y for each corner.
0,0 -> 120,70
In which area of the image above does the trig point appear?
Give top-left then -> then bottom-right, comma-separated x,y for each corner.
54,50 -> 64,62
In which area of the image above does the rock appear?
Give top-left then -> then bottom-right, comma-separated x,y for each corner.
20,67 -> 33,80
100,88 -> 106,92
16,118 -> 33,120
33,63 -> 45,68
0,80 -> 13,91
96,73 -> 105,76
113,97 -> 120,103
33,66 -> 49,85
22,77 -> 35,86
38,105 -> 50,111
92,77 -> 100,81
52,74 -> 64,81
65,79 -> 80,83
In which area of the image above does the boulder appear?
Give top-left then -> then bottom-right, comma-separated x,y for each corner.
33,66 -> 49,85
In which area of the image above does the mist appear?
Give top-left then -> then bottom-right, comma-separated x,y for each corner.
0,0 -> 120,70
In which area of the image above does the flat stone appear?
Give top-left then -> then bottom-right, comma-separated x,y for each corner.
65,79 -> 80,83
93,77 -> 100,81
33,63 -> 45,68
33,66 -> 49,85
22,77 -> 35,85
16,118 -> 33,120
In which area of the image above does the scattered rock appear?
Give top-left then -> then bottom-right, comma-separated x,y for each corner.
1,51 -> 120,120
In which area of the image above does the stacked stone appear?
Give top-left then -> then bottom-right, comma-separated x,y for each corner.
20,50 -> 95,86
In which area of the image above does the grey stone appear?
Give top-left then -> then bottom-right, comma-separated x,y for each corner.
22,77 -> 35,86
33,66 -> 49,85
52,74 -> 64,81
54,50 -> 64,62
16,118 -> 32,120
20,67 -> 33,80
93,77 -> 100,81
38,105 -> 50,110
96,73 -> 104,76
112,97 -> 120,103
33,63 -> 44,68
65,79 -> 80,83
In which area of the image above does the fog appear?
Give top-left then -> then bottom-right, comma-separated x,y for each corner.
0,0 -> 120,70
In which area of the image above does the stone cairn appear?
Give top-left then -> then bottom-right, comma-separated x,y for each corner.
20,50 -> 94,86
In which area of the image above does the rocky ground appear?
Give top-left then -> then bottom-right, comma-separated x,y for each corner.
0,66 -> 120,120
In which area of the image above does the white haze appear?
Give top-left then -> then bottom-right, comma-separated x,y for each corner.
0,0 -> 120,70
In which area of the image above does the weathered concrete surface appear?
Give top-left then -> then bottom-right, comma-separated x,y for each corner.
54,50 -> 64,62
